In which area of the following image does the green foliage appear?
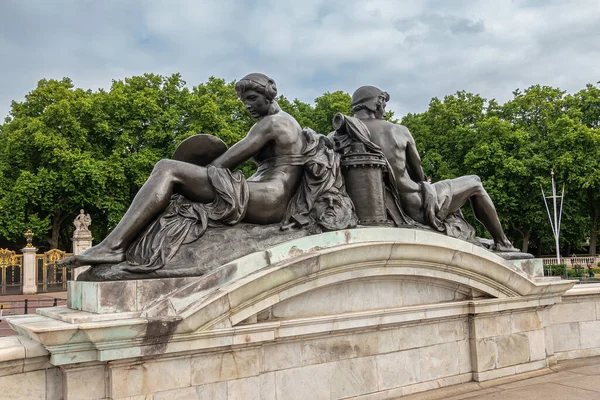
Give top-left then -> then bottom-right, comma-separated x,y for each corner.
1,74 -> 599,257
567,268 -> 583,278
0,74 -> 255,249
403,83 -> 600,255
545,264 -> 567,276
277,91 -> 353,135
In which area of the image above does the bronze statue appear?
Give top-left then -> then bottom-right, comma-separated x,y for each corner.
347,85 -> 517,251
60,74 -> 356,276
61,74 -> 311,268
58,75 -> 525,280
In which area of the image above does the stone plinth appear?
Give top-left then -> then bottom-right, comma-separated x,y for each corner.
21,246 -> 38,295
509,258 -> 544,278
71,229 -> 93,281
2,228 -> 585,399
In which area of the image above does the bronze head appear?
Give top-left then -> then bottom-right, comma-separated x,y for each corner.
351,86 -> 389,119
235,73 -> 278,118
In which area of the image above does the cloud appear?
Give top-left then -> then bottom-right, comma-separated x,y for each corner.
1,0 -> 599,122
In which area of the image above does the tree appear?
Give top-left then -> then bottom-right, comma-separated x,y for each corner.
0,77 -> 108,249
2,74 -> 600,257
403,85 -> 600,255
312,91 -> 352,134
0,74 -> 265,249
276,96 -> 317,130
0,74 -> 194,249
563,83 -> 600,254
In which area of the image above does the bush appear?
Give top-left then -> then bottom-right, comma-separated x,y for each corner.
545,264 -> 567,276
568,268 -> 584,278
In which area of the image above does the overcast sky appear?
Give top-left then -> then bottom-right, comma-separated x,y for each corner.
1,0 -> 599,121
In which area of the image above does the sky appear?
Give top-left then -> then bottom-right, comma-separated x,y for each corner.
1,0 -> 600,121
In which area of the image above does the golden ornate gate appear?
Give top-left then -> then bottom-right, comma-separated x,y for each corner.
36,249 -> 72,292
0,249 -> 22,295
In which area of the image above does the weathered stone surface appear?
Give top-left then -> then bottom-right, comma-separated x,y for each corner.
191,349 -> 259,386
508,258 -> 543,277
376,349 -> 420,390
0,336 -> 25,361
76,280 -> 139,313
272,356 -> 380,400
528,329 -> 547,361
332,357 -> 379,399
227,376 -> 260,400
473,314 -> 512,338
550,301 -> 597,324
274,362 -> 333,400
495,333 -> 530,367
0,359 -> 24,377
152,387 -> 199,400
302,335 -> 356,365
45,368 -> 64,400
4,229 -> 596,400
262,341 -> 303,372
21,247 -> 38,295
511,311 -> 543,333
419,342 -> 461,381
458,339 -> 472,373
474,338 -> 497,372
64,229 -> 575,318
580,320 -> 600,349
0,369 -> 46,399
193,382 -> 228,400
552,322 -> 581,353
259,372 -> 276,400
110,358 -> 191,398
63,365 -> 107,400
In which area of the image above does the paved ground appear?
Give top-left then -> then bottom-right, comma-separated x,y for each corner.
405,356 -> 600,400
0,291 -> 67,336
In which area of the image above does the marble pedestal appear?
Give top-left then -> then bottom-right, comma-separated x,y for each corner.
3,228 -> 593,400
71,229 -> 93,281
21,246 -> 38,295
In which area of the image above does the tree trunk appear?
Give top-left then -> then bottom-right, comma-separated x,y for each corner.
533,237 -> 542,257
521,227 -> 530,253
590,203 -> 598,255
512,223 -> 530,253
49,210 -> 61,249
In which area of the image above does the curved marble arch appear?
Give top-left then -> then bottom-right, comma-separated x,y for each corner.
146,228 -> 573,334
6,227 -> 576,367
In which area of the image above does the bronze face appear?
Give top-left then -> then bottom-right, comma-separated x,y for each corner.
240,89 -> 271,118
375,94 -> 388,119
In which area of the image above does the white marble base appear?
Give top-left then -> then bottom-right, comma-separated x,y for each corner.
1,228 -> 590,399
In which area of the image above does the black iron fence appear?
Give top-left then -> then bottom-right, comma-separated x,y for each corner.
0,248 -> 72,294
0,298 -> 66,316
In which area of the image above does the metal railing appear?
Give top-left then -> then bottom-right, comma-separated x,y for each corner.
0,298 -> 66,316
1,247 -> 73,295
542,256 -> 597,267
0,250 -> 22,295
36,250 -> 72,292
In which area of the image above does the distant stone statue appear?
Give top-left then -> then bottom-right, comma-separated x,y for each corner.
73,209 -> 91,232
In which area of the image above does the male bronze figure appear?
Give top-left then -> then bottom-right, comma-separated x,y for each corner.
350,86 -> 517,251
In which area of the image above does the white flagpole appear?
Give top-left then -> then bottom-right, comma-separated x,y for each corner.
551,170 -> 561,265
541,169 -> 564,267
